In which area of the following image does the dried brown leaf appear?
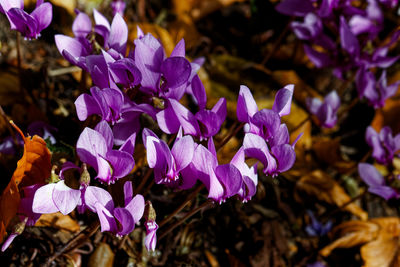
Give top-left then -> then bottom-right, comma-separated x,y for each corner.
35,213 -> 80,233
88,243 -> 115,267
321,218 -> 400,267
296,170 -> 368,220
0,122 -> 51,243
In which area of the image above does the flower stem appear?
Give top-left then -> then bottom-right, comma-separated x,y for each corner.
158,184 -> 205,228
216,122 -> 245,152
158,200 -> 212,241
45,221 -> 100,266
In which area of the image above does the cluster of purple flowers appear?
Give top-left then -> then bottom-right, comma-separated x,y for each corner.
1,4 -> 299,252
358,126 -> 400,200
277,0 -> 400,111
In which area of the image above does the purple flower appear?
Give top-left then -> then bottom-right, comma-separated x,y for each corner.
305,210 -> 332,236
0,0 -> 52,39
143,128 -> 196,188
358,163 -> 400,200
230,147 -> 258,202
237,85 -> 297,176
90,181 -> 145,235
306,90 -> 340,128
195,97 -> 227,139
145,220 -> 158,251
1,184 -> 43,251
111,0 -> 126,16
356,68 -> 400,108
365,126 -> 400,165
76,121 -> 135,184
75,86 -> 124,124
27,121 -> 57,144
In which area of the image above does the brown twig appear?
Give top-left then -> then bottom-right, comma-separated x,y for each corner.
158,200 -> 212,241
261,17 -> 293,66
158,184 -> 205,228
45,221 -> 100,266
216,122 -> 245,152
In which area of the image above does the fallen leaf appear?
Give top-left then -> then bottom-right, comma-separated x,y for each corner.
35,213 -> 80,233
320,217 -> 400,267
0,121 -> 51,243
205,249 -> 220,267
88,243 -> 115,267
296,170 -> 368,220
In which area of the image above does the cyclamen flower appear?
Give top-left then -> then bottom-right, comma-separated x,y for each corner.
358,163 -> 400,200
75,86 -> 124,124
237,85 -> 297,176
365,126 -> 400,165
356,68 -> 400,108
145,221 -> 158,251
1,184 -> 42,251
305,210 -> 332,237
306,90 -> 340,128
143,128 -> 195,188
76,121 -> 135,184
0,0 -> 52,39
111,0 -> 126,16
90,181 -> 145,235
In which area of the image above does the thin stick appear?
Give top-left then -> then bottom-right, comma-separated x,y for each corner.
45,221 -> 100,266
216,122 -> 245,152
158,200 -> 212,241
261,17 -> 293,66
158,184 -> 205,228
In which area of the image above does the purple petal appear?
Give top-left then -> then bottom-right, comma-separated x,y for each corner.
171,135 -> 194,171
170,39 -> 185,57
271,144 -> 296,173
84,186 -> 114,212
93,9 -> 110,30
94,121 -> 114,150
272,84 -> 294,117
30,2 -> 52,33
32,183 -> 58,214
160,57 -> 191,89
358,163 -> 385,187
324,90 -> 340,112
74,93 -> 100,121
52,180 -> 80,215
113,207 -> 134,235
303,45 -> 331,68
72,12 -> 91,38
243,133 -> 277,175
109,13 -> 128,54
237,85 -> 258,122
123,181 -> 133,206
106,150 -> 134,179
275,0 -> 314,16
215,164 -> 242,199
1,233 -> 18,252
340,16 -> 360,56
251,109 -> 281,139
368,185 -> 399,200
120,132 -> 136,155
94,202 -> 117,233
7,8 -> 37,37
191,75 -> 207,110
125,194 -> 145,223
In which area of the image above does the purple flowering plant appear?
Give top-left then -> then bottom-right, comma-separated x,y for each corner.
0,0 -> 400,265
0,3 -> 301,256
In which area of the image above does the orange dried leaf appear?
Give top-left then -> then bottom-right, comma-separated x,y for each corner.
321,218 -> 400,267
296,170 -> 368,220
0,121 -> 51,243
35,213 -> 80,233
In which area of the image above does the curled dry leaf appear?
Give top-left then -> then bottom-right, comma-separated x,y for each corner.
35,213 -> 80,233
296,170 -> 368,220
0,121 -> 51,243
321,217 -> 400,267
88,243 -> 115,267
